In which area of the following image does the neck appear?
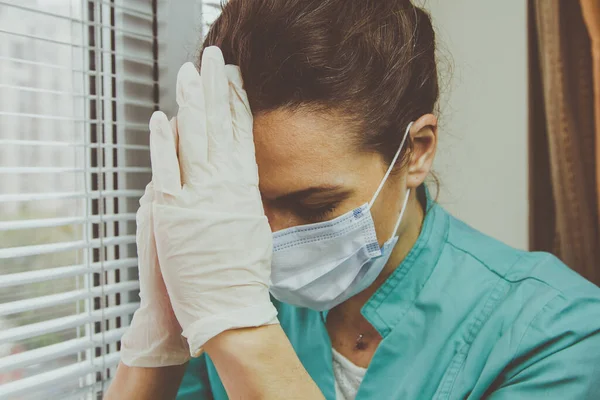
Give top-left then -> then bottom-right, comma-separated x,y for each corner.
329,191 -> 425,324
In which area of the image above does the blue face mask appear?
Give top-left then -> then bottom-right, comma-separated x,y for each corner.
269,122 -> 414,311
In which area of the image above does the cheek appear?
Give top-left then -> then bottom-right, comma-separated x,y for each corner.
369,179 -> 408,244
370,205 -> 395,245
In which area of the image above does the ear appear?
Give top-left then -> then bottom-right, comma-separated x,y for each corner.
406,113 -> 437,189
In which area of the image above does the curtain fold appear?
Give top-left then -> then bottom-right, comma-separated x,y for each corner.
580,0 -> 600,231
529,0 -> 600,285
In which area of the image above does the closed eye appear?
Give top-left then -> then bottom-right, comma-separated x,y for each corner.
265,185 -> 354,224
293,202 -> 340,223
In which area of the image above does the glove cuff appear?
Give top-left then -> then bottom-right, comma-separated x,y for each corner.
120,348 -> 190,368
120,308 -> 190,367
183,303 -> 279,357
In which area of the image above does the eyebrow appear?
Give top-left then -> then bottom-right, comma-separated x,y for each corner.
271,185 -> 353,204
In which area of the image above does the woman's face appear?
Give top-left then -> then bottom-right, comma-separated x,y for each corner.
253,108 -> 412,246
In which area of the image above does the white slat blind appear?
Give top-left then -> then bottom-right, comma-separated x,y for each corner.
0,0 -> 157,398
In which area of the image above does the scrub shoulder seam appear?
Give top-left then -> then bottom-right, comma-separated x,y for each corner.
445,241 -> 563,293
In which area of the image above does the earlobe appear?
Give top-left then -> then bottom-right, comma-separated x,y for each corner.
407,114 -> 437,189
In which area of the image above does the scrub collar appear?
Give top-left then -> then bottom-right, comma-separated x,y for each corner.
361,185 -> 449,337
320,185 -> 449,336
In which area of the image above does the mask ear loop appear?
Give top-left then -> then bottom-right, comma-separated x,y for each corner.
391,188 -> 411,237
368,121 -> 414,209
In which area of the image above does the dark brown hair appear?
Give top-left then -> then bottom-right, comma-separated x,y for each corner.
201,0 -> 439,167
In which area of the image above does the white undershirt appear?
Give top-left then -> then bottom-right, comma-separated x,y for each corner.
332,348 -> 367,400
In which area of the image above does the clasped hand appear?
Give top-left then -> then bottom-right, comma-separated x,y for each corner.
120,46 -> 278,366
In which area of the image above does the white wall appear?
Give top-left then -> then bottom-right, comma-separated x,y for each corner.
158,1 -> 219,116
424,1 -> 529,250
158,0 -> 203,117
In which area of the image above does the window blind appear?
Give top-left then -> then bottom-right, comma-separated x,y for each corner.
0,0 -> 158,398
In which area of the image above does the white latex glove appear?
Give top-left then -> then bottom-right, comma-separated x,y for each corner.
120,156 -> 190,366
149,46 -> 278,357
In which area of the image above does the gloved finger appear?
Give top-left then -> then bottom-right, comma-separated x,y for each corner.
226,65 -> 253,146
150,111 -> 181,196
139,181 -> 155,206
201,46 -> 234,168
226,65 -> 258,185
176,62 -> 209,186
136,182 -> 154,256
169,117 -> 178,144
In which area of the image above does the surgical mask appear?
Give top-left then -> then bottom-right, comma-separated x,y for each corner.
269,122 -> 414,311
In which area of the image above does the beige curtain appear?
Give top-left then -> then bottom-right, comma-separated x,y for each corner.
581,0 -> 600,231
529,0 -> 600,285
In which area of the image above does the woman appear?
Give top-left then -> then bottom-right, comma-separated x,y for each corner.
106,0 -> 600,399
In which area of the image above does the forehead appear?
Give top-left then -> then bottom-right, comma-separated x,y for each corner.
252,109 -> 367,198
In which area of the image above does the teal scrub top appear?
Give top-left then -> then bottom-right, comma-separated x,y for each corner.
177,194 -> 600,399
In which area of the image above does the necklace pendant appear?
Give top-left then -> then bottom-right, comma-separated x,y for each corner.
355,333 -> 366,350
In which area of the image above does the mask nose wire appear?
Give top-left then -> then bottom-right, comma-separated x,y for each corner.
368,121 -> 414,209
